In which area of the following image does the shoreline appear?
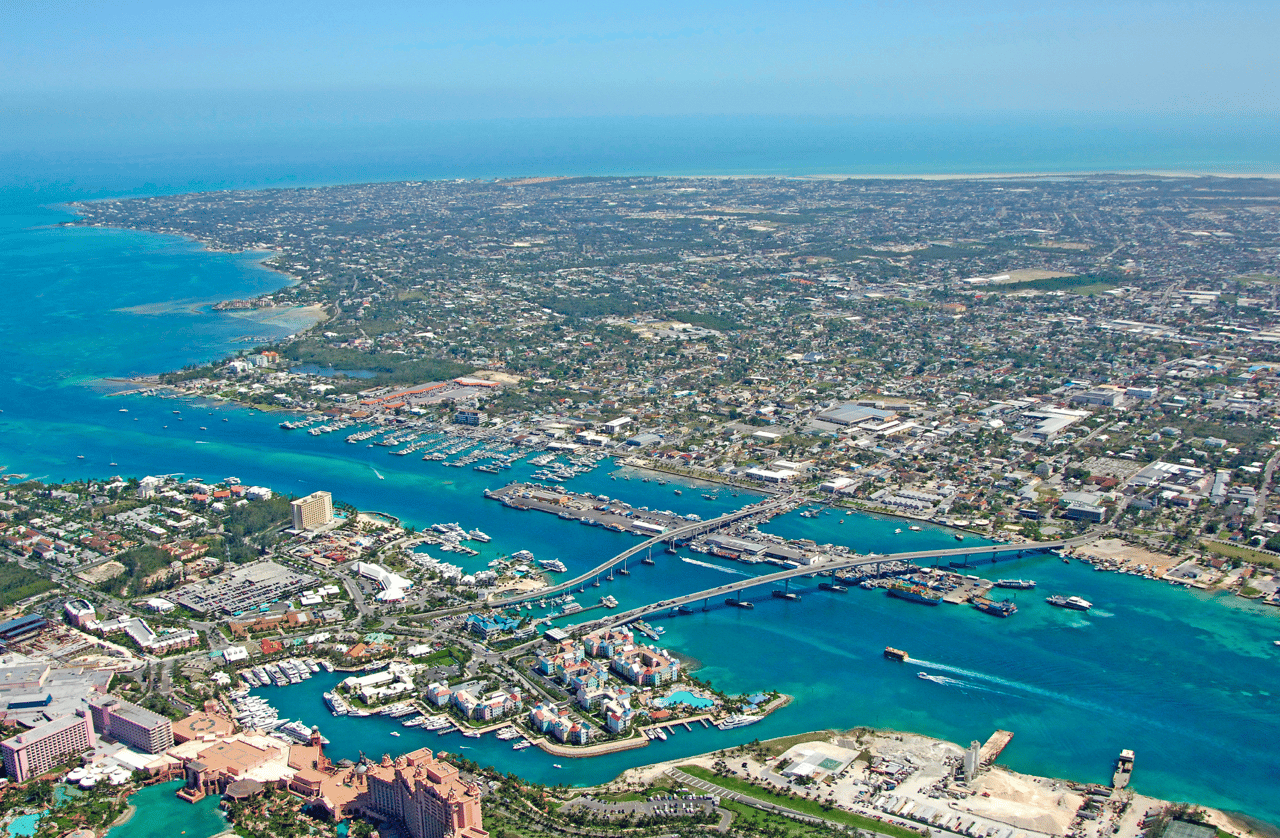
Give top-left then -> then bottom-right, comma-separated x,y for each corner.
611,725 -> 1276,837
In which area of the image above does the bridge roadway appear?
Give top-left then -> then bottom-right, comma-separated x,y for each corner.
491,495 -> 796,606
569,532 -> 1102,634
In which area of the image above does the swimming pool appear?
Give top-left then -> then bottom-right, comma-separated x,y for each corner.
653,690 -> 713,709
5,813 -> 42,838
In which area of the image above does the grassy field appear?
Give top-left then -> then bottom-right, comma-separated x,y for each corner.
678,765 -> 922,838
1201,540 -> 1280,569
718,799 -> 848,837
758,729 -> 844,757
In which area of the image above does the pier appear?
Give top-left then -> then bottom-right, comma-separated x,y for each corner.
979,729 -> 1014,765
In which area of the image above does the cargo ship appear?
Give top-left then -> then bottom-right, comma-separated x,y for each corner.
1046,594 -> 1092,611
883,647 -> 909,662
995,579 -> 1036,589
886,581 -> 942,605
973,598 -> 1018,617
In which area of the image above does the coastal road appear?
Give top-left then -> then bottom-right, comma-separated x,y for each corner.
665,768 -> 917,838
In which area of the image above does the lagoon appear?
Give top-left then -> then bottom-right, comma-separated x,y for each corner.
106,782 -> 227,838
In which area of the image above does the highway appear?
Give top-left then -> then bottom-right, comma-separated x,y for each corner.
568,532 -> 1102,633
489,495 -> 797,606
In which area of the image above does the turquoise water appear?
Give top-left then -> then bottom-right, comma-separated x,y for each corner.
655,690 -> 715,709
106,781 -> 227,838
5,814 -> 41,838
2,134 -> 1280,825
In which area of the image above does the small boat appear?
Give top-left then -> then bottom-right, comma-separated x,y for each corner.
390,731 -> 401,737
917,671 -> 930,679
553,764 -> 563,769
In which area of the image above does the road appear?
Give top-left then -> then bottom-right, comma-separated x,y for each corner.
665,767 -> 914,838
490,496 -> 796,606
581,534 -> 1097,632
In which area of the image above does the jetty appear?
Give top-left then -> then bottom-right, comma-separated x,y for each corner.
979,729 -> 1014,765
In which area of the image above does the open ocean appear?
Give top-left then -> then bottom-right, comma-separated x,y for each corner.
2,115 -> 1279,826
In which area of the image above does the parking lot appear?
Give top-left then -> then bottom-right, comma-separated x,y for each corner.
562,793 -> 728,830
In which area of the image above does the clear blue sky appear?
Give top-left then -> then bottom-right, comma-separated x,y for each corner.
3,0 -> 1278,162
5,0 -> 1277,117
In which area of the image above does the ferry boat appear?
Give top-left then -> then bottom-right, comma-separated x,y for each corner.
883,647 -> 909,662
886,581 -> 942,605
716,714 -> 762,731
1113,749 -> 1135,789
974,598 -> 1018,617
1046,594 -> 1092,611
995,579 -> 1037,589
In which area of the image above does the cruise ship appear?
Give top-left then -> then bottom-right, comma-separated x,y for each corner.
886,581 -> 943,605
995,579 -> 1037,589
1046,594 -> 1092,611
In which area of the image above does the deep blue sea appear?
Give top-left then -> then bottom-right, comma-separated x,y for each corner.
2,116 -> 1279,826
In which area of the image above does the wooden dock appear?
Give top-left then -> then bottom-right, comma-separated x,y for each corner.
979,729 -> 1014,764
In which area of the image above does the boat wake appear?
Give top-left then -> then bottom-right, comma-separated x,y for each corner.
914,669 -> 1015,696
682,557 -> 751,576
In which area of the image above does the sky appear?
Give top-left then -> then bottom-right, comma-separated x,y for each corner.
3,1 -> 1279,178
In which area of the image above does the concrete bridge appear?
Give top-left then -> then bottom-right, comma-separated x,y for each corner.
490,495 -> 797,606
566,532 -> 1101,634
